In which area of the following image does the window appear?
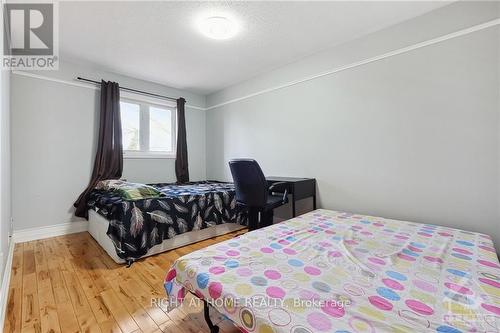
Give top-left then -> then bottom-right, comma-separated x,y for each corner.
120,97 -> 176,158
121,102 -> 140,151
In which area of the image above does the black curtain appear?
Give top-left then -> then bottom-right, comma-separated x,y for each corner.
74,80 -> 123,218
175,97 -> 189,183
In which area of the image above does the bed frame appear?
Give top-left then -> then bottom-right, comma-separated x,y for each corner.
203,299 -> 220,333
88,209 -> 246,264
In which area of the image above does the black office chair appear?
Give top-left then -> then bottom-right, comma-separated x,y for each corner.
229,159 -> 288,231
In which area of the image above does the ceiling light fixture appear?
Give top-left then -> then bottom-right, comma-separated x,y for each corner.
199,16 -> 238,40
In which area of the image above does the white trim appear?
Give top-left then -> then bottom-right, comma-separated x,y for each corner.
0,240 -> 14,332
120,97 -> 177,157
123,151 -> 176,159
11,221 -> 89,243
13,70 -> 95,89
205,18 -> 500,110
11,19 -> 500,112
121,90 -> 177,109
10,70 -> 206,111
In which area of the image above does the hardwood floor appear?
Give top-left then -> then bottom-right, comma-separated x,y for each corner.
3,230 -> 246,333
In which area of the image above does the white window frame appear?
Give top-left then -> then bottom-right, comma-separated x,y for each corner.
120,91 -> 177,159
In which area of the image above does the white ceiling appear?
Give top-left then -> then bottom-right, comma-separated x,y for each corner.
59,1 -> 450,95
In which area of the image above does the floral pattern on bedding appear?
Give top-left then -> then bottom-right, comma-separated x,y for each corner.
87,181 -> 246,260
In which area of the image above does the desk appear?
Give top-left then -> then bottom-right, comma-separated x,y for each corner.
266,177 -> 316,217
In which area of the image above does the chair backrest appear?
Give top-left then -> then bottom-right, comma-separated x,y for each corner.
228,159 -> 268,207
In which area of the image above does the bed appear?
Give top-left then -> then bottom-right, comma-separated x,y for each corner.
87,181 -> 247,264
164,209 -> 500,333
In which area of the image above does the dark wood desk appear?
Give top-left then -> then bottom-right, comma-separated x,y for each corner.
266,177 -> 316,217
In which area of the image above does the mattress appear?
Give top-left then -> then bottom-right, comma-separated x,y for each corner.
87,181 -> 246,260
88,209 -> 246,264
164,209 -> 500,332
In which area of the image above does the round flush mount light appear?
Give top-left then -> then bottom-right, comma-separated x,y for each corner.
199,16 -> 238,40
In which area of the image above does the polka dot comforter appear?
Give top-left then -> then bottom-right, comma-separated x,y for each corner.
164,209 -> 500,332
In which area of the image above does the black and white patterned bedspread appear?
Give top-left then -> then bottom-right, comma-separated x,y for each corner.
87,181 -> 246,260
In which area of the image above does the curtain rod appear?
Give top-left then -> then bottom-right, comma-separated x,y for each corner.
76,77 -> 179,102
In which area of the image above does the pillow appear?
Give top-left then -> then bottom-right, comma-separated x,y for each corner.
95,179 -> 128,191
96,179 -> 162,200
